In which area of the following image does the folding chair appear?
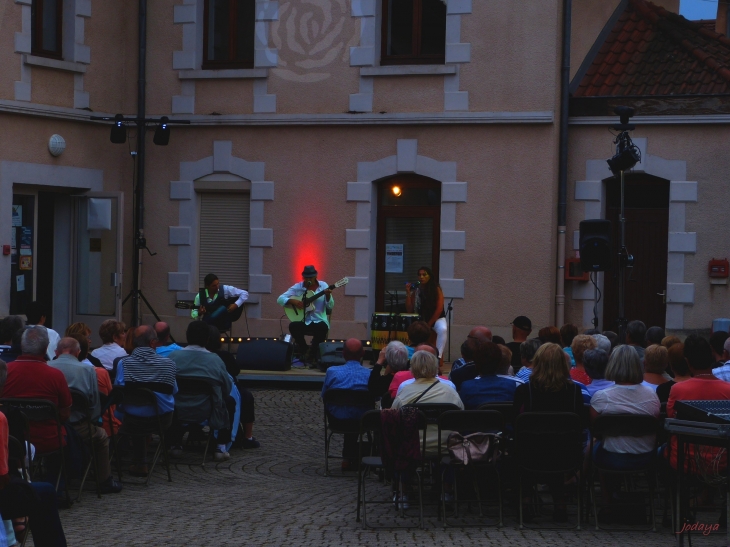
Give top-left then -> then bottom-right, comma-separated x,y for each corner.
357,408 -> 428,529
173,376 -> 218,466
0,398 -> 71,504
515,412 -> 584,530
322,389 -> 376,476
438,409 -> 505,527
477,402 -> 515,429
113,383 -> 172,485
8,435 -> 28,482
99,388 -> 123,481
588,413 -> 660,531
68,388 -> 101,501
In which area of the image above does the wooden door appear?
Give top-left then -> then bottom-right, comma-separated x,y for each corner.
603,174 -> 669,331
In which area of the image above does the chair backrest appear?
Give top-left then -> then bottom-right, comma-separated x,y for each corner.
175,376 -> 216,397
514,411 -> 584,473
591,413 -> 659,439
322,389 -> 376,407
119,384 -> 160,414
99,387 -> 123,415
438,409 -> 504,435
8,435 -> 25,460
0,398 -> 60,423
404,402 -> 461,424
477,402 -> 515,426
69,388 -> 93,423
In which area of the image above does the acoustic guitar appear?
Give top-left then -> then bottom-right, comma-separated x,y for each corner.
284,277 -> 348,322
174,294 -> 245,329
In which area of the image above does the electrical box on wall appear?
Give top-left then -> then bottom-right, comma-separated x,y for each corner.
565,258 -> 590,281
709,258 -> 729,285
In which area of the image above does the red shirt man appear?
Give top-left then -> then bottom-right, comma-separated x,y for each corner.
3,328 -> 71,453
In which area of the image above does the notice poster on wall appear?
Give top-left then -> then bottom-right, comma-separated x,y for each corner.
15,275 -> 24,292
385,244 -> 404,273
11,206 -> 22,227
19,256 -> 32,270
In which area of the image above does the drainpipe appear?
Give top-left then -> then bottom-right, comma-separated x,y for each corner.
556,0 -> 572,327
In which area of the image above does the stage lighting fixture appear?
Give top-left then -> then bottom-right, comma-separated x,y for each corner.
391,185 -> 402,197
607,145 -> 640,175
110,114 -> 126,144
153,116 -> 170,146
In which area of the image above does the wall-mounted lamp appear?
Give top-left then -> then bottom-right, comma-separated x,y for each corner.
391,185 -> 402,197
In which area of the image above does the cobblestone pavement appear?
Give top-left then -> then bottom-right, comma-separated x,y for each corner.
36,390 -> 724,546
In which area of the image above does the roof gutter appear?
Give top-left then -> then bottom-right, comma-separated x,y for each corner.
556,0 -> 572,327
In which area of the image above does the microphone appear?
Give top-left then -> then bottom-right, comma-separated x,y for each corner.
412,281 -> 421,288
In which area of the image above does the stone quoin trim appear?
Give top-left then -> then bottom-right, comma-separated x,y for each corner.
169,140 -> 273,319
345,138 -> 466,322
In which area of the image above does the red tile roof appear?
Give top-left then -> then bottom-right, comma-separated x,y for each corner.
573,0 -> 730,97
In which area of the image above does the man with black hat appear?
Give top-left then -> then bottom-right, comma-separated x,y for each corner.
277,265 -> 333,365
506,315 -> 532,373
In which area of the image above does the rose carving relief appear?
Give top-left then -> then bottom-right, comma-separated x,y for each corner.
271,0 -> 359,83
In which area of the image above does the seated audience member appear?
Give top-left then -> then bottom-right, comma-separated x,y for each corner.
405,321 -> 432,359
538,326 -> 562,346
91,320 -> 128,371
513,343 -> 585,415
661,335 -> 681,350
114,325 -> 177,477
512,342 -> 584,522
710,330 -> 729,368
602,331 -> 619,352
641,344 -> 671,392
460,341 -> 524,409
570,335 -> 597,385
0,317 -> 24,363
515,339 -> 541,382
48,338 -> 122,494
591,334 -> 612,356
368,341 -> 409,408
24,302 -> 60,360
389,344 -> 450,398
168,321 -> 249,461
321,339 -> 371,470
392,350 -> 464,453
506,316 -> 531,373
667,335 -> 730,471
206,326 -> 240,379
497,345 -> 514,376
492,336 -> 506,346
65,323 -> 105,371
714,338 -> 730,381
645,326 -> 665,347
154,322 -> 183,358
449,326 -> 492,390
3,327 -> 72,457
656,343 -> 689,404
625,320 -> 647,360
590,345 -> 660,510
560,324 -> 579,367
112,328 -> 135,375
583,349 -> 613,398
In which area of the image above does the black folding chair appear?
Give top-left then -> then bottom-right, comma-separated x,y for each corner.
322,389 -> 376,476
113,383 -> 173,485
515,412 -> 584,530
174,376 -> 219,466
588,413 -> 660,531
99,387 -> 123,481
357,408 -> 428,529
8,435 -> 28,482
0,398 -> 71,504
69,388 -> 101,501
477,402 -> 515,429
438,410 -> 505,527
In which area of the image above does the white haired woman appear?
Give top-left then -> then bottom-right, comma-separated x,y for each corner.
368,341 -> 410,408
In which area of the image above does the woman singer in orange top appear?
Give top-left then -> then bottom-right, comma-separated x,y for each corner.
405,266 -> 447,359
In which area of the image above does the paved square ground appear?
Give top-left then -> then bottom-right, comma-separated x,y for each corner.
32,390 -> 726,546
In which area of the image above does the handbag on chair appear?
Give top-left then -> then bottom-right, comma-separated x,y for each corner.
447,431 -> 500,466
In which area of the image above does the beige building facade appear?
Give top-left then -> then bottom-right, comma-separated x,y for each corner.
0,0 -> 725,353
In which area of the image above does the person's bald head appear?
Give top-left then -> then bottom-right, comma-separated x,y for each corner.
56,337 -> 81,357
343,338 -> 364,361
415,344 -> 438,357
468,326 -> 492,342
154,322 -> 171,344
132,325 -> 158,348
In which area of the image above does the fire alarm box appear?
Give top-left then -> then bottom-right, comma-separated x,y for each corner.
565,258 -> 590,281
709,258 -> 729,278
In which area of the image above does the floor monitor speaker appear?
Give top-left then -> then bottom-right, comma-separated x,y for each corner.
318,342 -> 346,372
236,339 -> 293,371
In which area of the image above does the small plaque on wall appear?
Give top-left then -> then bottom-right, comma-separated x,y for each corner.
89,238 -> 102,252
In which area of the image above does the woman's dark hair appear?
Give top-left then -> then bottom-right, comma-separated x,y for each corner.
206,325 -> 222,352
407,320 -> 431,346
186,320 -> 212,347
492,335 -> 506,346
473,341 -> 502,376
668,343 -> 689,376
417,266 -> 439,321
69,334 -> 90,361
538,326 -> 562,345
602,330 -> 619,350
560,324 -> 579,348
460,340 -> 473,360
684,334 -> 713,371
583,349 -> 609,380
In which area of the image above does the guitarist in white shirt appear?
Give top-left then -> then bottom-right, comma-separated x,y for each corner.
277,265 -> 333,366
191,273 -> 249,331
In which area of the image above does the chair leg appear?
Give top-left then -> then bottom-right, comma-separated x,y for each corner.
159,430 -> 172,483
497,471 -> 503,527
576,470 -> 582,531
356,463 -> 363,523
519,473 -> 524,529
201,432 -> 211,467
76,459 -> 93,502
324,424 -> 330,477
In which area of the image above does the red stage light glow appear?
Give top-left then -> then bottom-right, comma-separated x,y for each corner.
290,222 -> 327,282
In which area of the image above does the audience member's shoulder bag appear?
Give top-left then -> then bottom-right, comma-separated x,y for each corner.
447,431 -> 501,466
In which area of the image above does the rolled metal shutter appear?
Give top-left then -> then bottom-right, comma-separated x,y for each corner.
199,192 -> 250,290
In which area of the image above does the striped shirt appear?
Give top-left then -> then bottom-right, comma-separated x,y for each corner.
115,347 -> 177,417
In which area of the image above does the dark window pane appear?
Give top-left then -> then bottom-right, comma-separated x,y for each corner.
420,0 -> 446,55
235,0 -> 255,62
208,0 -> 230,61
41,0 -> 59,53
387,0 -> 413,56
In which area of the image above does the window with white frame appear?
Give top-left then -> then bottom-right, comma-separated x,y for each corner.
203,0 -> 256,69
381,0 -> 446,65
31,0 -> 63,59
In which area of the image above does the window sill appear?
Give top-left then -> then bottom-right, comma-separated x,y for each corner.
24,54 -> 87,74
360,65 -> 456,77
179,68 -> 268,80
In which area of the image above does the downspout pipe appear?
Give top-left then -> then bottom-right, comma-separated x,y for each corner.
132,0 -> 147,326
556,0 -> 572,328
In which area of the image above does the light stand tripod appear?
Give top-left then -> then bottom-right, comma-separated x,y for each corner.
606,106 -> 640,343
445,297 -> 454,363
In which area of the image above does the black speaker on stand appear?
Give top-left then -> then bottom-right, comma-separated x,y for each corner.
236,339 -> 293,371
579,220 -> 612,272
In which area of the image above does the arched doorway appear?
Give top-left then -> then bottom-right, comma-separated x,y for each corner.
602,173 -> 669,330
375,174 -> 441,312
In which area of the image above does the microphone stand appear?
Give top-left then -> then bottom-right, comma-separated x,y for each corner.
446,298 -> 454,363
